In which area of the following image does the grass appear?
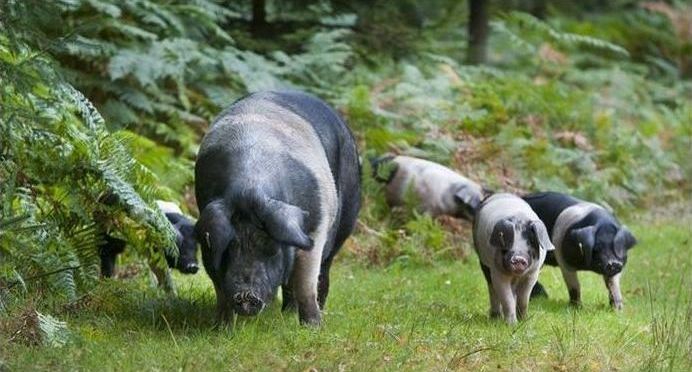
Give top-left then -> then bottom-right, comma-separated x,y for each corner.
1,215 -> 690,371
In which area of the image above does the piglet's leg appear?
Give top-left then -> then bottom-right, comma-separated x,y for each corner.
281,283 -> 296,312
516,273 -> 539,320
293,244 -> 324,326
488,285 -> 502,319
560,267 -> 580,307
491,272 -> 517,324
480,263 -> 501,318
604,273 -> 623,310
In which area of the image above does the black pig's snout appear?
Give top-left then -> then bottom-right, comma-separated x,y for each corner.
604,261 -> 623,276
233,292 -> 265,316
180,261 -> 199,274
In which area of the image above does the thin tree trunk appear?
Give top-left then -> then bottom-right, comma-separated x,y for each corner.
251,0 -> 267,35
531,0 -> 547,19
467,0 -> 489,65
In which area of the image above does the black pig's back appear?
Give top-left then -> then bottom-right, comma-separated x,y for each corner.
195,91 -> 361,263
523,192 -> 581,237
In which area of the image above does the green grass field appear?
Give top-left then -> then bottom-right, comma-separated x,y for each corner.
2,214 -> 690,371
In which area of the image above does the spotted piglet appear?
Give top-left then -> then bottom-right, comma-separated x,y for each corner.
473,193 -> 555,324
370,155 -> 486,221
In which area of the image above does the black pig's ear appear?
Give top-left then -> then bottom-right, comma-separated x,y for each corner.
195,200 -> 234,273
570,226 -> 596,250
615,226 -> 637,250
569,225 -> 596,264
256,198 -> 313,250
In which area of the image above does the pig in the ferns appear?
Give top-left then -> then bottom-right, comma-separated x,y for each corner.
473,193 -> 554,324
524,192 -> 637,310
194,91 -> 361,326
370,155 -> 485,220
156,200 -> 199,274
99,200 -> 199,277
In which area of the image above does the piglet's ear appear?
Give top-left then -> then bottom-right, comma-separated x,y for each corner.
256,198 -> 313,250
530,220 -> 555,251
195,200 -> 234,273
615,226 -> 637,250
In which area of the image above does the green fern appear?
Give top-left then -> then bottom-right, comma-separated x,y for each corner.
506,11 -> 630,57
36,312 -> 71,348
0,32 -> 177,302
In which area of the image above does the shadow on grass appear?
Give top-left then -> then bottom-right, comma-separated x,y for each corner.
59,278 -> 216,332
59,277 -> 309,335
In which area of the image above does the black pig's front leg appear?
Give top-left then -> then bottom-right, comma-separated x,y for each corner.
604,273 -> 623,310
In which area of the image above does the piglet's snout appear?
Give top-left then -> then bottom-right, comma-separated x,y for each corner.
604,261 -> 623,276
233,291 -> 265,316
509,256 -> 529,274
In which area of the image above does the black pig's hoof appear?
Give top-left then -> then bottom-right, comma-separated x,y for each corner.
610,300 -> 623,311
299,306 -> 321,327
299,316 -> 321,327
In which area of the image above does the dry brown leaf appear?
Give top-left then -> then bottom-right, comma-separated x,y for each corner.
538,43 -> 568,65
553,130 -> 593,151
642,2 -> 692,40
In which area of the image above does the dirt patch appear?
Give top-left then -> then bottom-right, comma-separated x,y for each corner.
436,215 -> 473,261
453,134 -> 527,194
0,305 -> 41,347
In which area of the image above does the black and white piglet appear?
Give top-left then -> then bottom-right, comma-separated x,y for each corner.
194,91 -> 361,326
155,201 -> 199,274
371,155 -> 485,220
473,193 -> 554,324
99,200 -> 199,278
524,192 -> 637,310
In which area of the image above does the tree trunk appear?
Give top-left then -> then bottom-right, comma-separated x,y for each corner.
531,0 -> 547,19
467,0 -> 489,65
251,0 -> 267,35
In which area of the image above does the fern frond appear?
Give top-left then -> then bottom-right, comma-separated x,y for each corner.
128,0 -> 185,35
508,12 -> 630,57
85,0 -> 122,18
490,20 -> 537,54
64,84 -> 106,132
37,312 -> 71,347
103,19 -> 158,41
61,36 -> 117,58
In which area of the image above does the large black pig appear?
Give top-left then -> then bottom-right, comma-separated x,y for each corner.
524,192 -> 637,310
194,91 -> 361,326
